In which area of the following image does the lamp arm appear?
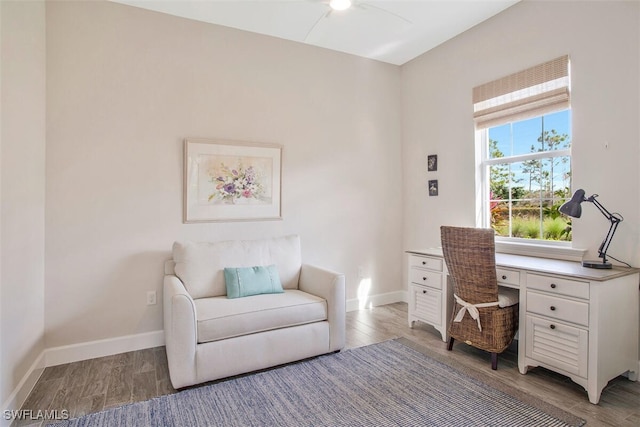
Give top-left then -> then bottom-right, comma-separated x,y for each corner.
597,220 -> 620,263
587,195 -> 615,221
587,195 -> 623,264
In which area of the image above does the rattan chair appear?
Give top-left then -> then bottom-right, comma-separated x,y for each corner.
440,226 -> 519,370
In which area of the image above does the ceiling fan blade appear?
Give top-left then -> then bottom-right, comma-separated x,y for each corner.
359,3 -> 412,25
304,9 -> 332,42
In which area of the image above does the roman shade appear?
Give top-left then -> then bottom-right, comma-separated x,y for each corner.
473,55 -> 570,129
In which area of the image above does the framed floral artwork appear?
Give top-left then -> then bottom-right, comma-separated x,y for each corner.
184,138 -> 282,222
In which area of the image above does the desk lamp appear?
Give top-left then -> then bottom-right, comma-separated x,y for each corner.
559,189 -> 623,269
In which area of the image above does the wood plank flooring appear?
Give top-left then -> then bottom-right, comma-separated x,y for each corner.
17,302 -> 640,426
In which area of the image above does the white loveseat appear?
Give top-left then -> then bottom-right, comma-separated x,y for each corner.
163,234 -> 346,389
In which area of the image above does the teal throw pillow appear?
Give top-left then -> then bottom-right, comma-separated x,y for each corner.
224,265 -> 284,299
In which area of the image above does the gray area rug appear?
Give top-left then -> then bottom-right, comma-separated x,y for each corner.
51,339 -> 585,426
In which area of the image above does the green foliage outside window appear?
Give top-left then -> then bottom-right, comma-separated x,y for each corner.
487,114 -> 572,241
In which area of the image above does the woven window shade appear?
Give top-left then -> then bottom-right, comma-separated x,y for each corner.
473,55 -> 570,129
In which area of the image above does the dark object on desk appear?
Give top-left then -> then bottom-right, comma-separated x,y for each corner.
559,189 -> 623,269
440,226 -> 519,370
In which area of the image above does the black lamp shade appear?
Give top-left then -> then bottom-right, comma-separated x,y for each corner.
559,189 -> 585,218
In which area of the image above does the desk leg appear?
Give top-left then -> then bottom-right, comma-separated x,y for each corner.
517,294 -> 527,375
587,384 -> 603,405
585,372 -> 608,404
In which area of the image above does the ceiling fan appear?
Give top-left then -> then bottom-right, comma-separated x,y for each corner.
304,0 -> 413,42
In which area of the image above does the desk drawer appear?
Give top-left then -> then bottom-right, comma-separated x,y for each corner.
410,268 -> 442,290
527,274 -> 589,300
410,285 -> 442,326
525,314 -> 588,378
526,291 -> 589,326
496,268 -> 520,287
409,255 -> 443,272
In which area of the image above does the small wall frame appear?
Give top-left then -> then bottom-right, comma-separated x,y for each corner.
428,180 -> 439,196
427,155 -> 438,172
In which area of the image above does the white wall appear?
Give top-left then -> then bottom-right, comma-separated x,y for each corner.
45,0 -> 403,349
402,0 -> 640,268
0,0 -> 46,412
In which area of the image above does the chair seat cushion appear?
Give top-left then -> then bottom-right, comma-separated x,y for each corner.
194,290 -> 327,344
498,287 -> 519,308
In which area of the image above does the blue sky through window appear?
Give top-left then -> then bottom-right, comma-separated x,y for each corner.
488,110 -> 571,196
490,110 -> 571,156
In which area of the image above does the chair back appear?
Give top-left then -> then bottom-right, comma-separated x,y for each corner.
440,226 -> 498,304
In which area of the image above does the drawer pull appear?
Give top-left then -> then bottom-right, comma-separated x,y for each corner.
502,275 -> 507,280
422,261 -> 426,265
550,324 -> 556,330
423,277 -> 427,281
550,306 -> 556,311
422,290 -> 427,294
550,283 -> 557,289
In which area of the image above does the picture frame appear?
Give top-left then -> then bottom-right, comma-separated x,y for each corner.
184,138 -> 282,222
427,155 -> 438,172
428,180 -> 439,196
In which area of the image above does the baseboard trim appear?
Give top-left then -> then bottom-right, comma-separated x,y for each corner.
346,290 -> 407,312
2,331 -> 165,427
44,330 -> 165,367
25,291 -> 409,368
1,352 -> 45,427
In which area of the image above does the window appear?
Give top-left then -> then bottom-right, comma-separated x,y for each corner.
474,56 -> 572,242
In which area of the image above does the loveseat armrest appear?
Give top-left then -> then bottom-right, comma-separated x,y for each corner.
299,264 -> 345,351
163,274 -> 198,388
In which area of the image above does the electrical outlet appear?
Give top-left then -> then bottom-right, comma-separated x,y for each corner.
357,266 -> 365,278
147,291 -> 157,305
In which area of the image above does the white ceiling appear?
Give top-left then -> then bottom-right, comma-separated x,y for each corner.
111,0 -> 520,65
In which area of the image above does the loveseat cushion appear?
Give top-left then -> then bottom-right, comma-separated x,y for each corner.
173,235 -> 302,299
193,290 -> 327,344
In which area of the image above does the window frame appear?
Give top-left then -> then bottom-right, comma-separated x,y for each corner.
476,118 -> 572,245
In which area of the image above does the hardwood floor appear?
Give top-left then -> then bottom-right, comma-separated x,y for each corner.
17,302 -> 640,426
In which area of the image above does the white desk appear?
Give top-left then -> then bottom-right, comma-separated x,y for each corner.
406,248 -> 639,404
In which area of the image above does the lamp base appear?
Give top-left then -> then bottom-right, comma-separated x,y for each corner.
582,260 -> 612,269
